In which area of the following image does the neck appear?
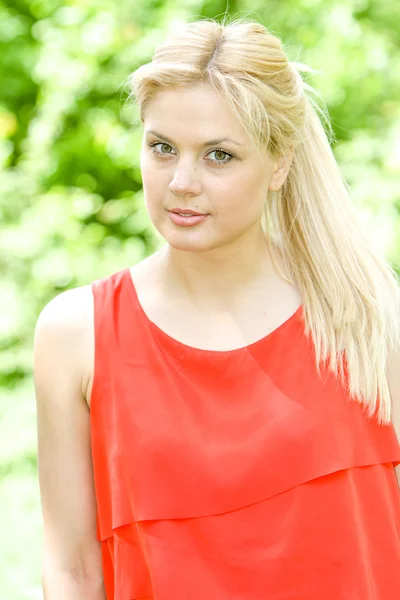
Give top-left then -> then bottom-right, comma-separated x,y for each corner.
156,225 -> 283,310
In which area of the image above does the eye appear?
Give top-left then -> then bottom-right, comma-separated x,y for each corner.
148,142 -> 174,156
147,141 -> 235,165
206,148 -> 235,165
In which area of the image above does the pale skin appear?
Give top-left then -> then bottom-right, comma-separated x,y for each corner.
34,83 -> 400,597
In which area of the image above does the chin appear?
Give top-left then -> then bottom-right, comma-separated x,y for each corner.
154,223 -> 218,253
163,236 -> 215,253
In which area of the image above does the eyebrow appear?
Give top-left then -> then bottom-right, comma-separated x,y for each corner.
144,129 -> 244,147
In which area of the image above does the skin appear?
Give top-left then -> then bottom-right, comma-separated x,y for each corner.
387,350 -> 400,486
139,83 -> 295,310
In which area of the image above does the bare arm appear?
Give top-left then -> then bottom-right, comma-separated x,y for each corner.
34,286 -> 106,599
387,345 -> 400,488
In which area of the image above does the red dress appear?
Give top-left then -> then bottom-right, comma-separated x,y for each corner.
90,267 -> 400,600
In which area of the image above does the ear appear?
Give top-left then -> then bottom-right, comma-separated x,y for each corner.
268,145 -> 294,192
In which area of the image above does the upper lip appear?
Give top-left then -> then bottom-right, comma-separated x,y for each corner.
168,208 -> 208,216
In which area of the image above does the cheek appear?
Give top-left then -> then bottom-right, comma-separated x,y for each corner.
212,175 -> 245,205
215,178 -> 265,217
142,166 -> 165,198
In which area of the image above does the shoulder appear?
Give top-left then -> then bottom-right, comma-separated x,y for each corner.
34,283 -> 94,408
387,348 -> 400,487
387,348 -> 400,441
36,284 -> 93,327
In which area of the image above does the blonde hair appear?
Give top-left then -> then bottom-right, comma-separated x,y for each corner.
128,16 -> 400,425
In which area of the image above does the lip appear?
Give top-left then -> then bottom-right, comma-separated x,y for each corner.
167,211 -> 209,227
168,208 -> 209,216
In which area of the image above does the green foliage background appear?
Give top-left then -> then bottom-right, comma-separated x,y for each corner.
1,0 -> 399,597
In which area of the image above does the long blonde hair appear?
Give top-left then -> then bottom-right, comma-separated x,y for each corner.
128,16 -> 400,425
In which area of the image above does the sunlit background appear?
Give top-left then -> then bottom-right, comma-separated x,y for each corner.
1,0 -> 400,597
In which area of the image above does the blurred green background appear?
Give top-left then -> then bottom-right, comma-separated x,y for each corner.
1,0 -> 400,597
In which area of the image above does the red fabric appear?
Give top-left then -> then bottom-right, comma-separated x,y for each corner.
90,267 -> 400,599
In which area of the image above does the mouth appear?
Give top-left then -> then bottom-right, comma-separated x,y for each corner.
167,210 -> 210,227
168,208 -> 209,216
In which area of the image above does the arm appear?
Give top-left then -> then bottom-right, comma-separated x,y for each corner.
34,286 -> 106,599
387,346 -> 400,488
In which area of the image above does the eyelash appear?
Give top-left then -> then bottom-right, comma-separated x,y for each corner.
147,142 -> 236,165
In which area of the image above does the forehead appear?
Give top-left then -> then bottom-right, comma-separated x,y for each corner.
143,84 -> 251,145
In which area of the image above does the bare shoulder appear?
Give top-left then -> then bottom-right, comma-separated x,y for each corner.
35,283 -> 94,408
387,346 -> 400,487
34,256 -> 162,410
387,346 -> 400,440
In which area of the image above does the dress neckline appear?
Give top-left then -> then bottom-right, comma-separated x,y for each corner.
124,267 -> 303,355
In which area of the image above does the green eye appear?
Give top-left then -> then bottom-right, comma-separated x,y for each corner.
148,142 -> 173,155
148,142 -> 235,165
207,149 -> 234,164
160,143 -> 172,153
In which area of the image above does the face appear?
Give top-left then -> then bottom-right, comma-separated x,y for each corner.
140,83 -> 291,253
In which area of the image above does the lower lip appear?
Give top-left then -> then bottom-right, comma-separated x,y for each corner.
168,211 -> 209,227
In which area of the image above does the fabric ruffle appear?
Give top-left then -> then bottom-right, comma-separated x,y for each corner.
99,464 -> 400,599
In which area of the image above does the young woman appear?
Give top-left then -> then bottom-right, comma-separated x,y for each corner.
34,17 -> 400,600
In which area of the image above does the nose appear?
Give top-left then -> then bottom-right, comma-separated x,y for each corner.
169,161 -> 201,196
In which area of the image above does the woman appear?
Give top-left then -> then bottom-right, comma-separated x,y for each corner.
34,17 -> 400,600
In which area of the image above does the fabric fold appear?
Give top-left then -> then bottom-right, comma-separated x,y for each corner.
90,268 -> 400,599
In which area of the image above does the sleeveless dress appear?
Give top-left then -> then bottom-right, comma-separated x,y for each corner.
90,267 -> 400,600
